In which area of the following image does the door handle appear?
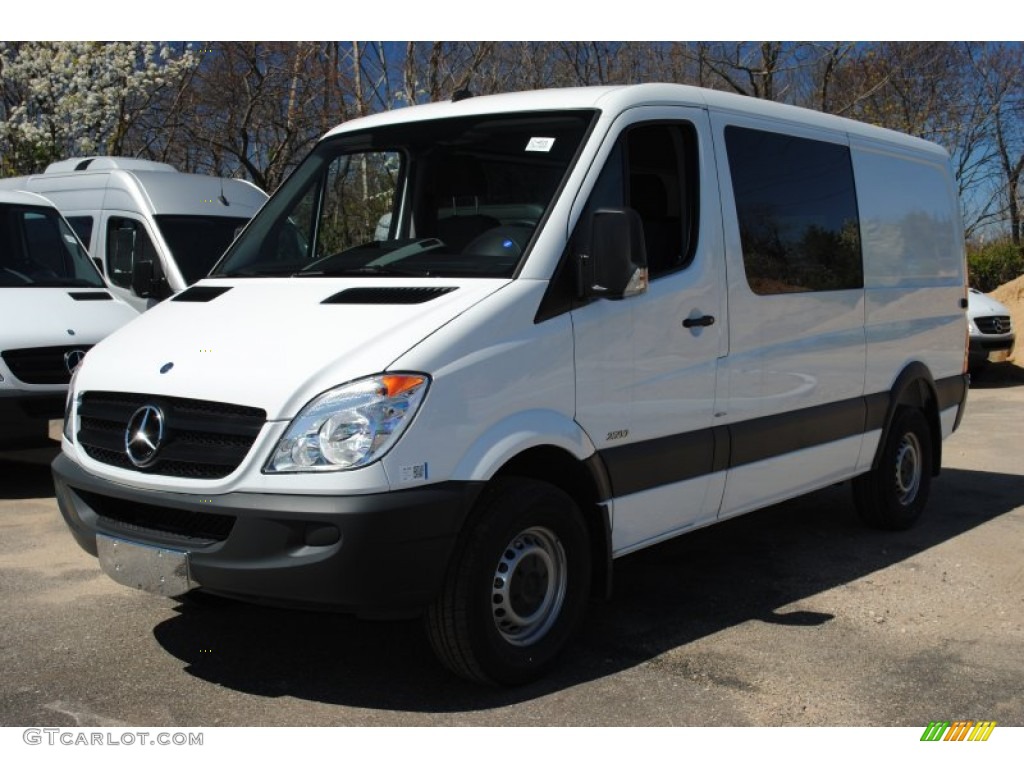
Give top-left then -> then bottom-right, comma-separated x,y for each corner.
682,315 -> 715,329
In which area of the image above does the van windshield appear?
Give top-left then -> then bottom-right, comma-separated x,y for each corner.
155,215 -> 252,285
0,204 -> 105,288
212,110 -> 595,279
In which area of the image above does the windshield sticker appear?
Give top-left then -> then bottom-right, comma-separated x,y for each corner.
526,137 -> 556,153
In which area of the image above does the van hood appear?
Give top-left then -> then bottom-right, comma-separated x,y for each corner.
0,288 -> 138,353
968,289 -> 1010,318
76,278 -> 509,420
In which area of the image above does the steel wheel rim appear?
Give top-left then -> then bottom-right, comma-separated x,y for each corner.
894,431 -> 922,505
491,526 -> 567,647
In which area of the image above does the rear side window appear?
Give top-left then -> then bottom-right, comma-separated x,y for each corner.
725,126 -> 863,295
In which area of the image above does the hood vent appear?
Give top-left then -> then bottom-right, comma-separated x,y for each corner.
68,291 -> 112,301
173,285 -> 232,303
322,286 -> 457,305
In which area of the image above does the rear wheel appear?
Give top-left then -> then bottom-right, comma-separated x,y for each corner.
426,477 -> 591,685
853,408 -> 932,530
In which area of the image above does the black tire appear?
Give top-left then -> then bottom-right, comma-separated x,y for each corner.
426,477 -> 591,685
852,408 -> 932,530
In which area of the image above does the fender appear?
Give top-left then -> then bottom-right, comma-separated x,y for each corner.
870,362 -> 942,475
451,408 -> 598,483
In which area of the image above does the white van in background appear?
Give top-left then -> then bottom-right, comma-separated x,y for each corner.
0,158 -> 268,311
967,288 -> 1015,370
0,190 -> 137,449
53,84 -> 969,684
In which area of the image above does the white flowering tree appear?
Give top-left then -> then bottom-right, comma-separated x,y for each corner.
0,41 -> 195,176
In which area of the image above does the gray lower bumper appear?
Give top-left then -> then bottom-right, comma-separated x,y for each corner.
53,452 -> 483,616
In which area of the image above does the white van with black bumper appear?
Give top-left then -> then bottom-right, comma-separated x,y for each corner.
53,84 -> 969,684
0,157 -> 268,312
1,190 -> 138,450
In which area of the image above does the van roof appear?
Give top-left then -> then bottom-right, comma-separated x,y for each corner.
0,189 -> 57,207
0,167 -> 268,218
44,157 -> 176,174
324,83 -> 946,158
124,171 -> 268,216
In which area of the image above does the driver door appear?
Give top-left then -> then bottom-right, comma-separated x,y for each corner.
571,106 -> 727,555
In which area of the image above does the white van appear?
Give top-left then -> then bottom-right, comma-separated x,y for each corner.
0,190 -> 138,450
52,84 -> 969,684
0,158 -> 268,311
967,288 -> 1014,370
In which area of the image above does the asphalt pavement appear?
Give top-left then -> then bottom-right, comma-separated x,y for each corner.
1,364 -> 1021,726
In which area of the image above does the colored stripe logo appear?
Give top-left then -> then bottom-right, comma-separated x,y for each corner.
920,721 -> 996,741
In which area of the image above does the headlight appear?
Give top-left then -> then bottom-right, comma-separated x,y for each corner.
265,373 -> 429,473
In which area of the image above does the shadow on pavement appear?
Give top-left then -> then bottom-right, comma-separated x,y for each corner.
151,466 -> 1024,712
0,446 -> 58,499
969,361 -> 1024,389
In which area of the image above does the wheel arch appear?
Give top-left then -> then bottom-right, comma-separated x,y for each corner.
874,362 -> 942,477
492,445 -> 614,601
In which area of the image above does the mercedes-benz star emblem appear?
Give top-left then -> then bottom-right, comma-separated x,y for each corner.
124,405 -> 165,468
64,349 -> 86,375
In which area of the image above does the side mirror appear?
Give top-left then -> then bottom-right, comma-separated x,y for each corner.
109,228 -> 136,285
131,259 -> 156,298
579,208 -> 648,300
131,259 -> 169,299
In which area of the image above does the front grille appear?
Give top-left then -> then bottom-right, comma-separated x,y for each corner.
2,345 -> 93,384
78,488 -> 235,544
975,315 -> 1012,335
78,391 -> 266,479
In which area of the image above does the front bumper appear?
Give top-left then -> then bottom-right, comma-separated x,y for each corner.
52,453 -> 482,616
968,333 -> 1015,361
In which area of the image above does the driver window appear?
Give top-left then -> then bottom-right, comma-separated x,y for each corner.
106,217 -> 158,289
579,122 -> 698,280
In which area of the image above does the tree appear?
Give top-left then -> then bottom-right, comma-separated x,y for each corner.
821,43 -> 1003,239
0,42 -> 195,176
159,42 -> 373,193
975,43 -> 1024,247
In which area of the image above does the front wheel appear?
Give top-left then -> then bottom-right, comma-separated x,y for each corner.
852,408 -> 933,530
426,477 -> 591,685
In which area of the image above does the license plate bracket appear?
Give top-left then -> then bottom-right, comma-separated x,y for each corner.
97,534 -> 193,597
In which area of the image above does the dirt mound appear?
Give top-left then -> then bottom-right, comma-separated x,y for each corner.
990,274 -> 1024,364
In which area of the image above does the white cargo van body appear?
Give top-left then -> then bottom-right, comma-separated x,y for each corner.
0,191 -> 138,449
52,85 -> 968,684
0,158 -> 268,311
